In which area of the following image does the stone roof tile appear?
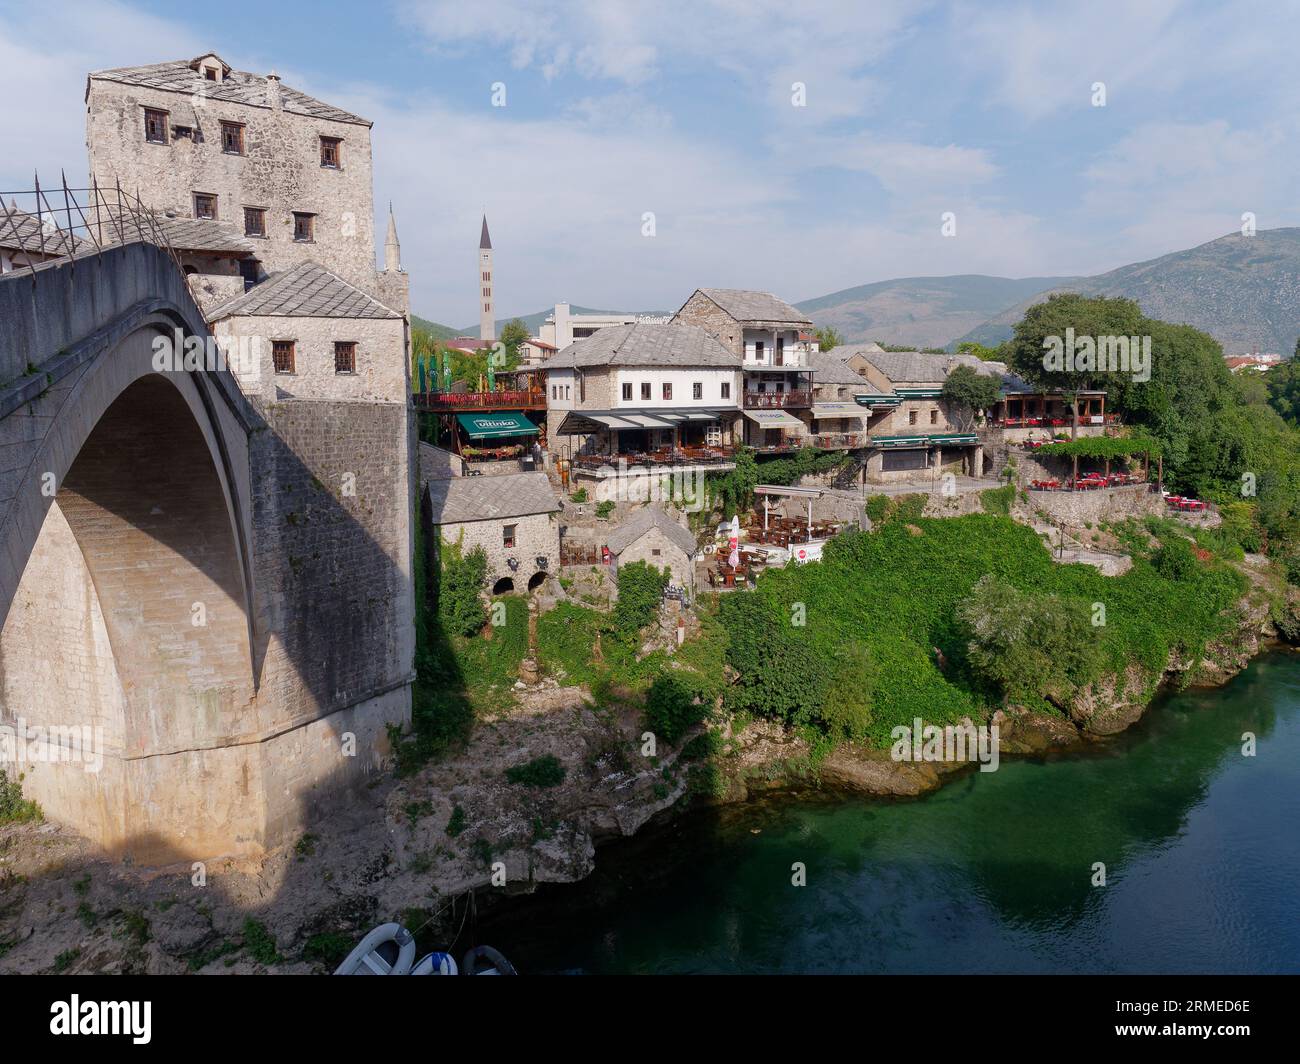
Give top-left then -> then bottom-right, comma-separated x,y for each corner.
207,261 -> 399,320
542,323 -> 739,370
423,471 -> 560,525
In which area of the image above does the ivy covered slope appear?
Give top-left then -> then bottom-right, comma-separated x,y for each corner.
719,510 -> 1249,749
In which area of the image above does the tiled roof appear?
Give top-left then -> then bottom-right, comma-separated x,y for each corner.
606,506 -> 698,557
807,349 -> 866,385
207,262 -> 399,320
859,349 -> 999,385
0,204 -> 85,256
423,470 -> 559,525
542,323 -> 739,370
99,213 -> 256,255
87,56 -> 370,127
694,288 -> 811,325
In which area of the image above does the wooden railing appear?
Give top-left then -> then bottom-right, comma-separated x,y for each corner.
743,389 -> 812,409
413,389 -> 546,410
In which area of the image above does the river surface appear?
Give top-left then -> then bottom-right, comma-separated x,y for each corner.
486,650 -> 1300,973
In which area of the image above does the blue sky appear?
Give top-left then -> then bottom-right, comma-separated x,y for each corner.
2,0 -> 1297,325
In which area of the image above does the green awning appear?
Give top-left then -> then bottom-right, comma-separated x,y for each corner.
456,412 -> 539,439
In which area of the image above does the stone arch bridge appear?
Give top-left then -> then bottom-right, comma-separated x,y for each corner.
0,242 -> 413,863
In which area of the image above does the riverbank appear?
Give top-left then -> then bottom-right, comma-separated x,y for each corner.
473,648 -> 1300,974
1,514 -> 1294,973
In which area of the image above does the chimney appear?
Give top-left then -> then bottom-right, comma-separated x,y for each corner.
266,71 -> 281,111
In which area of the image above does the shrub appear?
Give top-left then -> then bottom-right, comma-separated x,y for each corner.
613,561 -> 668,638
437,538 -> 488,637
569,487 -> 588,503
865,494 -> 892,524
0,771 -> 40,824
644,674 -> 708,744
594,500 -> 615,519
957,574 -> 1102,706
446,804 -> 466,837
1153,536 -> 1198,581
980,484 -> 1015,516
505,754 -> 566,788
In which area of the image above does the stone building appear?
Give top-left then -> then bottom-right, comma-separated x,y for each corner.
0,52 -> 420,860
85,52 -> 407,311
671,288 -> 821,450
420,457 -> 561,595
539,301 -> 672,349
208,261 -> 408,403
606,506 -> 699,591
541,322 -> 742,480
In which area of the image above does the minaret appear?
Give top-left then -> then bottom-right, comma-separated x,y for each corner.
384,202 -> 401,272
479,214 -> 494,343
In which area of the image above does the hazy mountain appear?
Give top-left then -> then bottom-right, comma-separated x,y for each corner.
451,305 -> 670,339
956,228 -> 1300,355
409,315 -> 460,340
796,275 -> 1077,349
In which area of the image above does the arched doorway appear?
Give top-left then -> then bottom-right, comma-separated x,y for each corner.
492,576 -> 515,595
527,571 -> 547,592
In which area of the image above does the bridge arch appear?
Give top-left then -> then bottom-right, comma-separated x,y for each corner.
0,262 -> 260,856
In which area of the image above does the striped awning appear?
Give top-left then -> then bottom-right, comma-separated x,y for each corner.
811,402 -> 867,422
742,408 -> 806,429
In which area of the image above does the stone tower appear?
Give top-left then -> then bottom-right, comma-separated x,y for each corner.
479,214 -> 494,343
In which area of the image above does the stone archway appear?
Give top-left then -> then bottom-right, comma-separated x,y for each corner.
526,571 -> 547,592
0,320 -> 258,859
492,576 -> 516,595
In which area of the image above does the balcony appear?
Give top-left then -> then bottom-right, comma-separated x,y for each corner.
571,445 -> 737,476
413,389 -> 546,412
744,389 -> 812,409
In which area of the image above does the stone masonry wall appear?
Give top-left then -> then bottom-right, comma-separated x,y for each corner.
248,399 -> 414,751
87,77 -> 379,294
437,511 -> 559,590
672,291 -> 742,355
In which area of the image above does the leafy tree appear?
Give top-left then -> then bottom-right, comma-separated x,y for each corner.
955,341 -> 1004,361
499,318 -> 530,359
814,326 -> 843,351
815,642 -> 875,740
644,674 -> 709,743
613,561 -> 668,638
941,364 -> 1002,429
956,575 -> 1101,706
1152,536 -> 1199,580
437,539 -> 488,637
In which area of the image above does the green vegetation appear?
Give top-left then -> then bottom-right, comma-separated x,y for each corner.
242,918 -> 281,966
643,674 -> 709,743
505,754 -> 566,788
303,932 -> 352,968
1035,435 -> 1162,460
814,326 -> 843,351
720,513 -> 1244,742
941,364 -> 1002,429
612,562 -> 669,638
980,484 -> 1016,515
594,500 -> 616,519
446,805 -> 466,837
0,771 -> 40,824
438,537 -> 488,637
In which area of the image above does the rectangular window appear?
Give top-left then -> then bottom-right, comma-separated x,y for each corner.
909,409 -> 918,426
651,548 -> 662,557
503,524 -> 517,549
662,382 -> 672,400
144,108 -> 169,144
193,193 -> 217,220
334,341 -> 356,374
692,382 -> 703,400
579,375 -> 586,402
721,381 -> 731,399
622,383 -> 633,401
565,386 -> 570,399
640,382 -> 651,400
220,121 -> 245,155
320,136 -> 341,168
929,409 -> 938,425
293,212 -> 315,242
755,340 -> 764,362
551,385 -> 557,400
272,341 -> 295,375
243,207 -> 266,237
